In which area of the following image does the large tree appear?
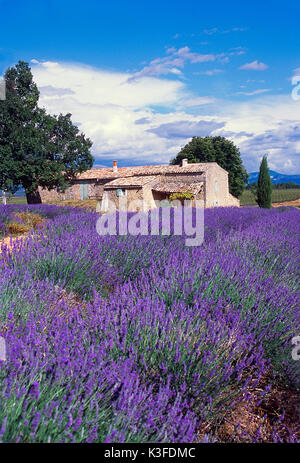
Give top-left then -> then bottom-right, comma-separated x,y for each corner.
257,155 -> 272,208
171,136 -> 248,197
0,61 -> 93,203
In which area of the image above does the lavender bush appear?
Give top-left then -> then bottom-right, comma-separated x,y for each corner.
0,204 -> 299,442
0,204 -> 86,237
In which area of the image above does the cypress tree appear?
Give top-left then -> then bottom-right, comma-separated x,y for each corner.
257,155 -> 272,208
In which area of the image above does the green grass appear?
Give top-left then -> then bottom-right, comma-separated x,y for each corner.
47,199 -> 98,209
240,188 -> 300,205
4,196 -> 27,204
4,190 -> 300,207
2,197 -> 97,208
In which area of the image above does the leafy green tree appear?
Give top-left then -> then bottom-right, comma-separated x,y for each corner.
0,61 -> 93,203
257,155 -> 272,208
171,136 -> 248,197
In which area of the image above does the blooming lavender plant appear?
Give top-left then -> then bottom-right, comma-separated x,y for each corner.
0,204 -> 299,442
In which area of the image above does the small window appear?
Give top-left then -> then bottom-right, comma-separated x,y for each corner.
214,180 -> 219,193
117,188 -> 127,197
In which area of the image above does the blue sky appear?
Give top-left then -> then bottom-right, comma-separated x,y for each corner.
1,0 -> 300,173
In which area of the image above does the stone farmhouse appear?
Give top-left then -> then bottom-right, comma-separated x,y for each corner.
39,159 -> 240,211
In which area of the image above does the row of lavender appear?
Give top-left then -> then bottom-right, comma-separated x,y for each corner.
0,205 -> 299,442
0,204 -> 83,237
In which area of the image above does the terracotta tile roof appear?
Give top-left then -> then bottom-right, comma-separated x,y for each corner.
104,176 -> 158,188
76,163 -> 215,180
152,181 -> 203,195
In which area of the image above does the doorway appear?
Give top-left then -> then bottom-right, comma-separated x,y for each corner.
80,181 -> 89,200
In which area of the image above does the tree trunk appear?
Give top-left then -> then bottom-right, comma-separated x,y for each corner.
26,187 -> 42,204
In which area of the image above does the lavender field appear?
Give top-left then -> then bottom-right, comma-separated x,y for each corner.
0,204 -> 299,443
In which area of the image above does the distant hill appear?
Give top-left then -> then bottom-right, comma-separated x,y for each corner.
0,188 -> 25,197
248,170 -> 300,185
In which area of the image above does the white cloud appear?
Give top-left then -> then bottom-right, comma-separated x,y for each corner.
239,60 -> 268,71
128,46 -> 216,81
148,120 -> 224,138
33,61 -> 184,109
203,27 -> 248,35
32,60 -> 219,163
203,28 -> 218,35
224,27 -> 248,33
30,60 -> 300,174
291,67 -> 300,84
39,85 -> 75,96
236,89 -> 271,96
127,45 -> 249,81
193,69 -> 224,76
214,94 -> 300,173
183,97 -> 216,106
174,46 -> 216,64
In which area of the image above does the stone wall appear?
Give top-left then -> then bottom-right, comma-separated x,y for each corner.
87,180 -> 108,199
38,183 -> 81,201
143,186 -> 160,210
102,188 -> 145,213
39,179 -> 109,202
205,165 -> 240,207
38,167 -> 239,208
194,186 -> 205,203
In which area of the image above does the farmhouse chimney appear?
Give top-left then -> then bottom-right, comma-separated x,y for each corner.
181,158 -> 188,167
113,160 -> 118,172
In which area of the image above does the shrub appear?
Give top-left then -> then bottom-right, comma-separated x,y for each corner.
6,222 -> 31,234
14,212 -> 45,229
169,191 -> 194,201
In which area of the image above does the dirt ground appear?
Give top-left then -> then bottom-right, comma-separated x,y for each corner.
272,198 -> 300,207
0,235 -> 27,254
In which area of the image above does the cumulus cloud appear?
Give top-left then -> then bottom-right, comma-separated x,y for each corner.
134,117 -> 151,125
215,95 -> 300,173
147,120 -> 225,138
239,125 -> 300,173
33,61 -> 184,109
239,60 -> 268,71
31,60 -> 225,164
31,60 -> 190,162
39,85 -> 75,96
30,60 -> 300,174
215,130 -> 253,138
183,97 -> 216,106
